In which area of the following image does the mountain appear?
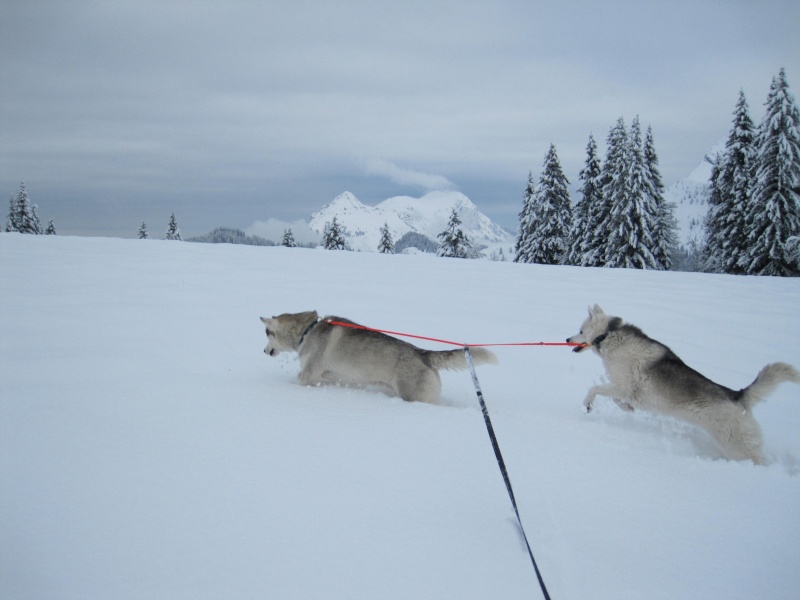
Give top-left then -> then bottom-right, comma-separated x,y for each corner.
308,190 -> 514,253
664,149 -> 719,249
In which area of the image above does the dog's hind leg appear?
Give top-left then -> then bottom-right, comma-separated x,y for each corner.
398,369 -> 441,404
705,413 -> 764,465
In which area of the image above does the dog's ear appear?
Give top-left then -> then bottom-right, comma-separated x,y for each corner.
260,316 -> 272,325
590,304 -> 604,317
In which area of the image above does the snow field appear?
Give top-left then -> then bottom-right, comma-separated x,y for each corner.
1,233 -> 799,599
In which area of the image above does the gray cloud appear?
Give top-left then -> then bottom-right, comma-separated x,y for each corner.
2,0 -> 799,237
364,159 -> 456,192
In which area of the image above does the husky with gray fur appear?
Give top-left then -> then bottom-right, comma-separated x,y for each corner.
261,311 -> 497,404
567,304 -> 799,464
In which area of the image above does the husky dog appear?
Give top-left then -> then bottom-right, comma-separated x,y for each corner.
567,305 -> 799,464
260,311 -> 497,404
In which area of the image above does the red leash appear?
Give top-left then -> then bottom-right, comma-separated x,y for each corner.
323,319 -> 581,349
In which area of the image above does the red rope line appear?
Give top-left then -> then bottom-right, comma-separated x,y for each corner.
323,319 -> 581,349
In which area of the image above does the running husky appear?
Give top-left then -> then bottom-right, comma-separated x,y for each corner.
260,311 -> 497,404
567,304 -> 799,464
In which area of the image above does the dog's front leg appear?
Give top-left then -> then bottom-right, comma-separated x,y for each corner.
298,356 -> 324,386
583,383 -> 623,413
612,398 -> 635,412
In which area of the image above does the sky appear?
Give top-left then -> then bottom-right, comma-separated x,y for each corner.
2,0 -> 799,238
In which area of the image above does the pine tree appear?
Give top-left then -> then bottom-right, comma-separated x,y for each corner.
378,222 -> 395,254
437,208 -> 472,258
703,91 -> 757,274
5,183 -> 41,234
644,125 -> 677,270
743,68 -> 800,276
45,218 -> 57,235
138,221 -> 150,239
605,117 -> 660,269
281,228 -> 297,247
165,213 -> 182,240
516,144 -> 572,265
514,171 -> 537,262
322,217 -> 347,250
5,196 -> 15,232
586,119 -> 630,266
599,118 -> 631,266
30,203 -> 43,235
702,152 -> 726,272
566,134 -> 602,266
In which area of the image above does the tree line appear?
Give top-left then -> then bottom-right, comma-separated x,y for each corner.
704,68 -> 800,276
515,117 -> 678,270
514,68 -> 800,277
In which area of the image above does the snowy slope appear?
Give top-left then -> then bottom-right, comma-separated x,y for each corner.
2,234 -> 799,600
666,158 -> 712,248
308,190 -> 514,253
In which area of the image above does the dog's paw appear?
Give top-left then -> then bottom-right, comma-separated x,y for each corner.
583,400 -> 594,413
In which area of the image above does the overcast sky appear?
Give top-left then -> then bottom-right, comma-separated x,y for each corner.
2,0 -> 799,238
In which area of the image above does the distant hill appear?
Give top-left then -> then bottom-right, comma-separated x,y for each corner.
187,227 -> 275,246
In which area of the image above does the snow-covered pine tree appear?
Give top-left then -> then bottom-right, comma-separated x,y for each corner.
599,119 -> 630,265
514,171 -> 537,262
165,213 -> 182,240
138,221 -> 150,239
586,119 -> 629,266
743,68 -> 800,276
605,117 -> 660,269
281,228 -> 297,247
378,222 -> 395,254
322,217 -> 347,250
5,183 -> 41,234
437,208 -> 472,258
644,125 -> 677,270
517,144 -> 572,265
30,203 -> 42,235
702,152 -> 726,272
45,218 -> 56,235
566,134 -> 602,266
703,92 -> 756,274
5,196 -> 18,232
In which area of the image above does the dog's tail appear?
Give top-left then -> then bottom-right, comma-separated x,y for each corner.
741,362 -> 800,408
424,347 -> 498,371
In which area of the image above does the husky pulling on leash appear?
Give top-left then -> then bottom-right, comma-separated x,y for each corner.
260,311 -> 497,404
567,305 -> 799,464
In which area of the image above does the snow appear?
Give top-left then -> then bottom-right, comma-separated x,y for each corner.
2,233 -> 799,600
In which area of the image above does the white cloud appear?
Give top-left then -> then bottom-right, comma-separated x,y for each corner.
364,158 -> 456,192
245,218 -> 320,245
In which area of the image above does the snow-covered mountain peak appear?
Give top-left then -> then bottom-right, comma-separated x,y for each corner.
309,190 -> 513,253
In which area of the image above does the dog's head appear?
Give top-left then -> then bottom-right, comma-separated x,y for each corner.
260,310 -> 319,356
567,304 -> 622,353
